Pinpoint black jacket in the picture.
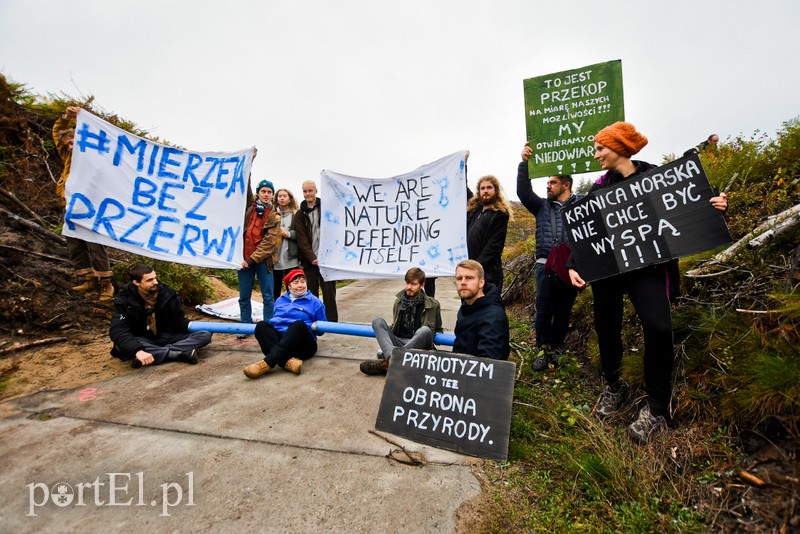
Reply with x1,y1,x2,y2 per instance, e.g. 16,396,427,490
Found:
578,161,681,301
109,281,190,359
516,161,584,260
466,208,509,288
453,283,510,360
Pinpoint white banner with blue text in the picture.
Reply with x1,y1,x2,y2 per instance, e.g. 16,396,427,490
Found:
62,110,253,268
319,151,469,280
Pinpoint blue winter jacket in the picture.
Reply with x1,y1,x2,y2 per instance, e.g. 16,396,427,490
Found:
269,291,327,336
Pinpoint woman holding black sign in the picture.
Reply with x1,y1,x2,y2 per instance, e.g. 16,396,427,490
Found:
568,122,728,444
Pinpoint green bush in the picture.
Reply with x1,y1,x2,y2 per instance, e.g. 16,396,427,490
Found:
112,257,214,305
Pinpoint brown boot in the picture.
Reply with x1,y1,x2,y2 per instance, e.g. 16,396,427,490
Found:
284,357,303,375
98,277,114,303
243,360,272,379
72,274,98,292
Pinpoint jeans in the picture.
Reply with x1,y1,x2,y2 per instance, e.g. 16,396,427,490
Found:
238,263,275,323
371,317,434,360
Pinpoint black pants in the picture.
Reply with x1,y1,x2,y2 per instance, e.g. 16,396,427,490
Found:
424,277,437,298
592,265,674,417
303,263,338,322
254,320,317,368
534,263,578,350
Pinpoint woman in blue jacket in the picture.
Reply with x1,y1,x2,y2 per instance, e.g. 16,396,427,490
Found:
243,269,327,378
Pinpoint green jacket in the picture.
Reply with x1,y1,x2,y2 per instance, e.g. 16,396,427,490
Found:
391,290,443,336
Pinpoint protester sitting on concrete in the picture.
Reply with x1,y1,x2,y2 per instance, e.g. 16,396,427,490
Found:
53,106,114,303
452,260,510,361
360,267,443,376
243,269,327,379
110,264,212,368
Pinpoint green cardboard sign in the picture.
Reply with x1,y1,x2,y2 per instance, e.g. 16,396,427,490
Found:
523,60,624,178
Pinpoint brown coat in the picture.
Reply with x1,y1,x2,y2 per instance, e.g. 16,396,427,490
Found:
294,199,320,266
243,202,281,270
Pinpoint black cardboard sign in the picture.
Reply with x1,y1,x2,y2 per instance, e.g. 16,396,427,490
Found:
375,348,515,461
563,154,732,283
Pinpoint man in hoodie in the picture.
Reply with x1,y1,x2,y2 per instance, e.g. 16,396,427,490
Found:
295,180,339,322
518,143,584,370
452,259,510,361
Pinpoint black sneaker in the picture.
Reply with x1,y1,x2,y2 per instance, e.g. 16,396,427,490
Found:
532,348,555,371
360,359,388,375
178,349,198,364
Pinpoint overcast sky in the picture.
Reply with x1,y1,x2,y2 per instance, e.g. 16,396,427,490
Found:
2,0,798,200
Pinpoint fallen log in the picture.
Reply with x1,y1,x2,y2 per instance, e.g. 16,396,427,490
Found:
685,203,800,278
0,206,67,246
0,336,69,358
0,186,50,228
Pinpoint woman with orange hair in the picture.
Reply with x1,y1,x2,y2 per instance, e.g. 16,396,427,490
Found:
568,122,728,444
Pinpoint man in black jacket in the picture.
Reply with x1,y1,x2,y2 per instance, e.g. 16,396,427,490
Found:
518,144,584,370
110,264,212,368
466,175,510,290
452,260,509,361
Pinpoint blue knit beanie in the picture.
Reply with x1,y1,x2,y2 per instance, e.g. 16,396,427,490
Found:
257,179,274,193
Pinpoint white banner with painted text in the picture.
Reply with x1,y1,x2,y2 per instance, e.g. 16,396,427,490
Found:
319,151,469,280
62,110,252,268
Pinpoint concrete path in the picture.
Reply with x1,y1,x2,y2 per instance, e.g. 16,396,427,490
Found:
0,278,481,533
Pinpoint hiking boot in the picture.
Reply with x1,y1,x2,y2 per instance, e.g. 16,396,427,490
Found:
628,405,667,444
243,360,272,379
98,278,114,303
550,348,565,367
284,357,303,375
360,359,388,376
594,385,626,420
532,349,553,371
72,274,98,292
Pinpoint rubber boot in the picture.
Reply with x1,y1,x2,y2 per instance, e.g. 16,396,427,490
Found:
72,273,98,292
98,277,114,303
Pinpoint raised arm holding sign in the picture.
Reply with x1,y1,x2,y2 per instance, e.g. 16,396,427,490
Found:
566,122,729,445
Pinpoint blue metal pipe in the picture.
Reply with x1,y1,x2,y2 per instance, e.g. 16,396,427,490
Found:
188,320,456,346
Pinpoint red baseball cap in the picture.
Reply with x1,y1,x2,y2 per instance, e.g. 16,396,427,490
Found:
283,269,306,287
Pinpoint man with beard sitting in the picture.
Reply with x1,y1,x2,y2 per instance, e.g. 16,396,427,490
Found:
110,264,212,368
359,267,443,376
